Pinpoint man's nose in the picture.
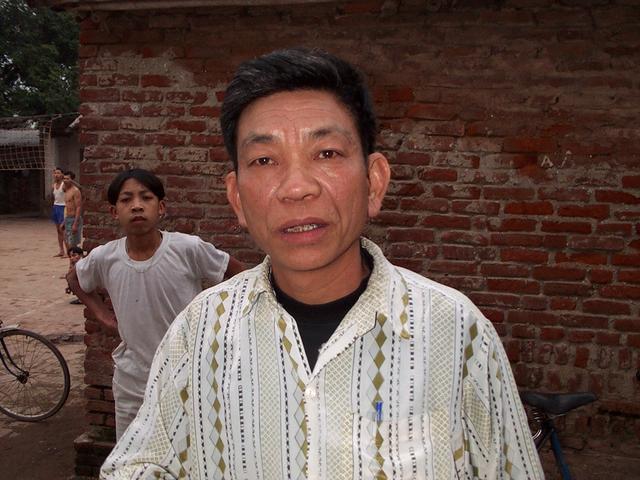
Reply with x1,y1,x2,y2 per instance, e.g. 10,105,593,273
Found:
276,161,321,202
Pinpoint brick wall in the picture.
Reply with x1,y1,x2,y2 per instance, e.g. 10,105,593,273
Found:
73,1,640,476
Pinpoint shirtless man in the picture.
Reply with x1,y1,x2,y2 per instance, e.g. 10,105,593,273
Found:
63,171,83,249
51,167,66,257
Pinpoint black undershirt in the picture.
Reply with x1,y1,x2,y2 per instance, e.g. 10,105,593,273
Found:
273,251,373,371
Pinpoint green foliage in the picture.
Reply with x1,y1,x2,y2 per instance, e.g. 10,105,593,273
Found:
0,0,79,116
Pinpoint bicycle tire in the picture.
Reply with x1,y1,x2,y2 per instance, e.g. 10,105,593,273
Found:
0,328,71,421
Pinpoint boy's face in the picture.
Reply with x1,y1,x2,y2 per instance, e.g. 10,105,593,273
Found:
226,89,389,282
69,251,82,265
62,175,73,188
110,178,165,235
53,169,63,182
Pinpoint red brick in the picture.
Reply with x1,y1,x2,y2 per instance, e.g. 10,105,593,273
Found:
512,324,537,338
80,88,120,102
622,175,640,189
142,105,185,117
481,308,504,324
451,200,500,215
165,91,207,104
612,254,640,267
542,234,567,248
595,332,621,346
387,228,435,243
442,245,477,260
470,292,520,308
532,266,586,281
544,282,592,297
491,233,543,247
394,152,431,165
600,284,640,299
432,185,481,199
542,221,591,234
121,90,163,102
558,204,610,220
550,297,577,310
190,105,220,117
596,223,633,236
574,346,591,367
619,270,640,283
595,190,640,204
504,201,554,215
422,215,471,229
166,120,207,132
500,248,548,264
613,318,640,333
560,314,608,329
589,269,613,283
440,231,488,246
483,186,535,200
583,299,631,315
406,103,458,120
521,296,548,310
508,311,558,325
418,168,457,182
400,197,449,212
373,211,418,227
488,218,537,232
488,278,539,294
540,327,565,341
627,334,640,348
568,330,595,343
144,133,186,146
503,136,557,153
101,132,141,146
568,236,625,251
555,252,607,264
429,261,477,275
538,187,590,202
480,263,529,277
387,86,414,102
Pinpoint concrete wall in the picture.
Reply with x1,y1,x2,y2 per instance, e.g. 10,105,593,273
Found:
72,1,640,477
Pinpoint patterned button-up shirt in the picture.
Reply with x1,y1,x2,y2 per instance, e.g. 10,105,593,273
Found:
101,239,543,480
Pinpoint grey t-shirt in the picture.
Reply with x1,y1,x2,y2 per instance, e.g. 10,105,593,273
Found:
76,231,229,385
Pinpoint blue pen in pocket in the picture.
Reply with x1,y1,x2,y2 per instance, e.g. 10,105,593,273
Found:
375,400,383,423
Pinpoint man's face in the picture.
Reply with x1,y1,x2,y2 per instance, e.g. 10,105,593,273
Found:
110,178,165,235
62,175,72,188
226,90,389,281
53,169,63,182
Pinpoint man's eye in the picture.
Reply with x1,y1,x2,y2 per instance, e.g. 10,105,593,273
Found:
252,157,272,166
318,150,338,159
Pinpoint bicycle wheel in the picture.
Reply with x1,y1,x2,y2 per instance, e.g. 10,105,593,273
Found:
0,328,70,421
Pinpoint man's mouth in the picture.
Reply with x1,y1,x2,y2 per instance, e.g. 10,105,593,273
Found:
284,223,321,233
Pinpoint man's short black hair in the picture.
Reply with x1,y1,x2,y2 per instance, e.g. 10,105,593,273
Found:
64,170,75,179
107,168,165,205
220,47,377,169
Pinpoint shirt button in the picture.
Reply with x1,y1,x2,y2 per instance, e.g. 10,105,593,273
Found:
305,388,316,399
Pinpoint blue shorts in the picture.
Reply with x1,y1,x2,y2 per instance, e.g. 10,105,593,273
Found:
51,205,65,225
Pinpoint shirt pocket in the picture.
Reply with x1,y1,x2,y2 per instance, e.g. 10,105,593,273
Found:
354,411,432,480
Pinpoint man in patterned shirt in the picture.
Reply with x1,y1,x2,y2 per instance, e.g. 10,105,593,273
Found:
101,48,542,479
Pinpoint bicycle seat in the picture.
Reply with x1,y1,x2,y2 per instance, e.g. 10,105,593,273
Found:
520,391,597,415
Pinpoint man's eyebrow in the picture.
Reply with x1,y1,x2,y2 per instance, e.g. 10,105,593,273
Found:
308,126,355,142
240,133,276,149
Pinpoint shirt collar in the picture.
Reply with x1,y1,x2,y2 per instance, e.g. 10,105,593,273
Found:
243,237,413,341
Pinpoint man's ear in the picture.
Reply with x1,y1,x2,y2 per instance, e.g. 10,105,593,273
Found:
225,171,247,228
366,152,391,218
158,199,166,218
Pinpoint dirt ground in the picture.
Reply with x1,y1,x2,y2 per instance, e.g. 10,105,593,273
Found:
0,216,87,480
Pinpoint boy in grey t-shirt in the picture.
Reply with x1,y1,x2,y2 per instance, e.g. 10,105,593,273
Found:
67,168,245,438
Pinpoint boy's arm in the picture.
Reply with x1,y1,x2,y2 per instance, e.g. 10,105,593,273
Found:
72,190,83,232
224,255,246,279
66,266,118,335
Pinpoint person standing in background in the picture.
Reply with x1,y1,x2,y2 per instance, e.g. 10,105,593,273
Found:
51,167,66,257
62,170,82,250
